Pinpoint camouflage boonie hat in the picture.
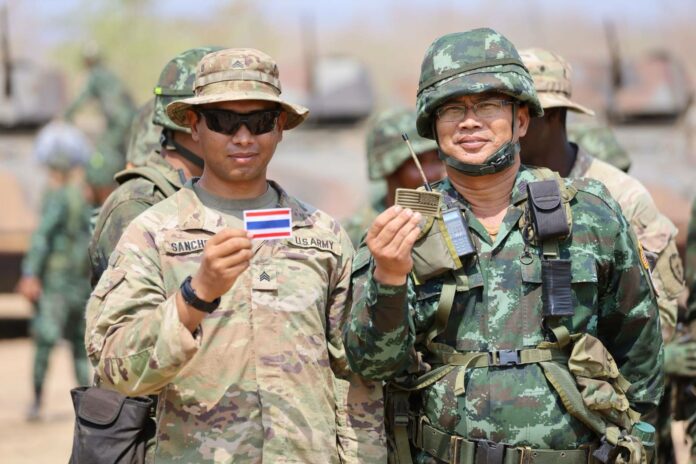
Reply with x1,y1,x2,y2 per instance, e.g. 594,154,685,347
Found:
366,108,438,180
520,48,595,116
126,99,160,167
153,46,224,133
416,28,543,139
167,48,309,129
568,122,632,172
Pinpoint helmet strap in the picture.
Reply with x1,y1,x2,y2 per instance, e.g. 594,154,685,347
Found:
161,129,204,170
435,103,519,176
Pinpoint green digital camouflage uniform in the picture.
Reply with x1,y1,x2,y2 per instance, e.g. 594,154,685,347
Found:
345,29,663,463
688,197,696,321
88,47,220,284
65,63,136,157
23,182,92,394
86,182,386,463
343,109,438,247
86,47,386,463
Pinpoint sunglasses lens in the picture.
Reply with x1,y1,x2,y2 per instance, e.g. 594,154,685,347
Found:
200,110,279,135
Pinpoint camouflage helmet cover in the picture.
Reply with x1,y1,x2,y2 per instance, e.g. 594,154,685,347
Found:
153,46,225,133
366,108,438,180
568,123,632,172
416,28,543,139
86,144,124,187
126,99,160,167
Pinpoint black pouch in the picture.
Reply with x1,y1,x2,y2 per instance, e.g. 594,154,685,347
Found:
527,180,569,241
69,387,156,464
541,258,574,316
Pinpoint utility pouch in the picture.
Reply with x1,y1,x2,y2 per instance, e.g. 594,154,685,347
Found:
412,215,465,281
527,180,570,241
69,386,156,464
541,258,574,316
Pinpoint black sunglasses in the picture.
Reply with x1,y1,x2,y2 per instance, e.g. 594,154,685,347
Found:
196,108,281,135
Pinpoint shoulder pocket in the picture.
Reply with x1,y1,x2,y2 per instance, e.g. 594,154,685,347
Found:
92,269,126,299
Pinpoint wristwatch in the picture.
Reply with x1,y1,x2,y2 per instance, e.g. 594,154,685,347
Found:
180,276,220,313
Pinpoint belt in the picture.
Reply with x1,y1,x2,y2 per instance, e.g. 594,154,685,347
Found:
415,420,592,464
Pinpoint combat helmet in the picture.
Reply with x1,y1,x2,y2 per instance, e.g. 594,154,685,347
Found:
125,99,159,167
152,46,224,169
34,121,92,171
366,108,438,180
416,28,542,176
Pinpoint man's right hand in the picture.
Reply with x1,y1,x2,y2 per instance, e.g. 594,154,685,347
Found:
367,205,422,286
190,229,253,302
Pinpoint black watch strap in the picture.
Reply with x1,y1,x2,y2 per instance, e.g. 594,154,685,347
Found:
180,276,220,313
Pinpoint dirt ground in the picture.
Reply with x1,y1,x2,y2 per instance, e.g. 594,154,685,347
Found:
0,339,81,464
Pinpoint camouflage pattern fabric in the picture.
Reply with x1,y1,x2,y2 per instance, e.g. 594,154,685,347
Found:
366,109,438,180
686,197,696,321
86,181,386,463
64,63,136,156
126,99,160,167
345,165,663,458
166,48,309,130
568,123,632,172
85,146,124,187
88,150,183,285
22,183,92,391
415,28,543,139
569,146,684,340
152,46,224,133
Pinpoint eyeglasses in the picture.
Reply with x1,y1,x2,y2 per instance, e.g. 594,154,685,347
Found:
196,108,281,135
436,100,514,122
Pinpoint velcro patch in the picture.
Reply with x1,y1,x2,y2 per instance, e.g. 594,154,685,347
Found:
287,235,339,255
165,238,208,255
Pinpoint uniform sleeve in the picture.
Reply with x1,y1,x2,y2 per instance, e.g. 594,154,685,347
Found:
343,242,416,381
686,198,696,321
328,228,387,463
85,217,200,396
89,197,156,285
21,190,67,277
597,212,664,413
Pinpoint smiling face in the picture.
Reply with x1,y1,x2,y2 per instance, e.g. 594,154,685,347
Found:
434,92,530,165
187,100,287,194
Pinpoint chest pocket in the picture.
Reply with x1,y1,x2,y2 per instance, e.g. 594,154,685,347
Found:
521,254,598,321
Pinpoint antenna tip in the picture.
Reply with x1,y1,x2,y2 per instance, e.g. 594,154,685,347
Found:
401,133,409,141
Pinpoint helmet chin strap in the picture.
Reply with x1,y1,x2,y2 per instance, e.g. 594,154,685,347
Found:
161,130,204,170
437,103,520,177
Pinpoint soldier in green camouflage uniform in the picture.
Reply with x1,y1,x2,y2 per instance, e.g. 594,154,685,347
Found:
64,44,136,159
567,123,631,172
16,122,93,420
86,48,386,463
88,47,220,284
343,109,443,247
344,28,662,464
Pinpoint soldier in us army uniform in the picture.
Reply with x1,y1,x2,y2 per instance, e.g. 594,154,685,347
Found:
343,108,444,247
16,122,93,420
88,47,221,285
519,47,689,462
86,48,386,463
518,47,686,342
344,28,663,464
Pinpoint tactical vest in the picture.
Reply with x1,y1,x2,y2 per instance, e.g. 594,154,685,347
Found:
386,171,653,464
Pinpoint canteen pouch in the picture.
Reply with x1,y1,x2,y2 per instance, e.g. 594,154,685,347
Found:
411,216,465,282
69,386,155,464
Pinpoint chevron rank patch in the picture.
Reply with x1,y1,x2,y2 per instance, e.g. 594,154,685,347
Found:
244,208,292,240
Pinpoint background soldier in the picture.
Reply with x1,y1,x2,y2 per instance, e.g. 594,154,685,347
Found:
124,99,160,169
15,122,93,421
345,28,662,463
86,47,386,463
88,47,220,284
64,42,136,160
343,108,444,247
567,122,632,172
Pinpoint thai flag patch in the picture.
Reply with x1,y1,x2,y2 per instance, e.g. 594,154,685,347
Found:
243,208,292,240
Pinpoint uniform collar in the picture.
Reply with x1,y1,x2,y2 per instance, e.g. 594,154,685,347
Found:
175,179,314,233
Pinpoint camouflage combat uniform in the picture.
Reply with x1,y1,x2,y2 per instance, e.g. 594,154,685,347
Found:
567,123,632,172
343,109,438,247
688,197,696,321
65,63,136,157
86,182,386,463
522,47,685,340
345,29,663,463
23,182,92,394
